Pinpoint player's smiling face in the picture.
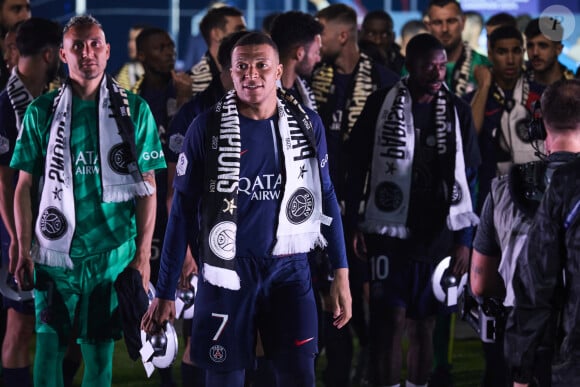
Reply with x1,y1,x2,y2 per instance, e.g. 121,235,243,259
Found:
230,43,282,107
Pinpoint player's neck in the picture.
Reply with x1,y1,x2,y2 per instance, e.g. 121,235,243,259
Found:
495,73,520,92
534,63,562,86
335,44,359,75
280,62,298,90
71,75,102,101
446,41,464,63
17,62,48,98
142,71,171,91
209,47,222,72
237,97,278,121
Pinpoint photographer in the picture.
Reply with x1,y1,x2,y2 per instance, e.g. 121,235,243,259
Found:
505,79,580,387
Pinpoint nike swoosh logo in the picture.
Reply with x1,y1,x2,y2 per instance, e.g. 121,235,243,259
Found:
240,149,248,156
294,337,315,346
485,108,502,116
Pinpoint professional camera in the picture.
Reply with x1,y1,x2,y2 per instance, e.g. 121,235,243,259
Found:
459,286,507,343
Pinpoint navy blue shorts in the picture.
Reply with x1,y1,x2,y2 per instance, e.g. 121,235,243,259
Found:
190,254,318,371
365,236,439,320
1,238,34,315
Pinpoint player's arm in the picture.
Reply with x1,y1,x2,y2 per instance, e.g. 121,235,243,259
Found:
0,165,17,271
14,171,35,290
469,65,493,134
470,249,504,299
131,170,157,292
311,110,352,328
142,189,196,332
166,160,197,288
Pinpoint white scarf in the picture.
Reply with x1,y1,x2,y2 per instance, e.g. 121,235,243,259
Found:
202,89,330,290
6,67,34,136
495,76,540,174
361,78,478,238
294,76,317,112
190,53,214,94
452,42,474,96
34,76,154,268
276,77,317,112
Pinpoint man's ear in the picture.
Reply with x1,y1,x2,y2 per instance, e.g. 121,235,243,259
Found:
339,29,349,45
295,46,305,61
210,27,223,45
59,47,67,63
43,47,53,64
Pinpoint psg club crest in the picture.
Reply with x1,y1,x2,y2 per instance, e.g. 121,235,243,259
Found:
208,221,237,260
515,118,532,143
375,182,403,212
286,188,314,225
451,182,462,205
39,207,67,240
108,143,131,174
209,345,227,363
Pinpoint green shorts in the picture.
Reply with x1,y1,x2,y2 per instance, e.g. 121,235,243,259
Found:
34,239,135,345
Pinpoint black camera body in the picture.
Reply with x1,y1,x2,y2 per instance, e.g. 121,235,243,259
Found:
459,286,507,343
528,100,546,141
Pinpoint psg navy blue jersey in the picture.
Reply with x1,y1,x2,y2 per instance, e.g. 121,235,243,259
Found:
344,86,481,260
166,77,226,163
0,91,19,252
0,90,18,167
156,100,347,299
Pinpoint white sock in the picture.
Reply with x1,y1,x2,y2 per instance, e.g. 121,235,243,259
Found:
405,381,427,387
381,384,400,387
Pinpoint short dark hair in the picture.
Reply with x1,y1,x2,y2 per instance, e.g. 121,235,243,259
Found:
524,17,563,43
485,12,517,29
541,79,580,132
63,14,102,37
232,31,278,56
401,19,427,39
16,17,62,57
405,33,445,67
270,11,323,60
362,10,394,31
465,11,483,29
316,3,357,27
488,25,523,50
262,12,281,34
199,6,243,45
427,0,462,15
135,27,170,52
217,30,250,69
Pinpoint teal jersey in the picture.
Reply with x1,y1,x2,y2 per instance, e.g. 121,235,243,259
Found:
445,48,490,97
11,88,166,258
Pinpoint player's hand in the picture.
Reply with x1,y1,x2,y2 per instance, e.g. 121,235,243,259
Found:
451,244,470,277
141,298,175,333
15,250,34,291
8,240,18,274
179,248,198,289
352,231,367,260
129,250,151,293
514,383,529,387
473,65,493,89
329,268,352,329
308,0,330,10
171,70,193,104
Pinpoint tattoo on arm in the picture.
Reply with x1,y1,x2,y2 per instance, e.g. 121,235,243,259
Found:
142,171,155,184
